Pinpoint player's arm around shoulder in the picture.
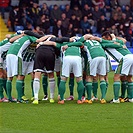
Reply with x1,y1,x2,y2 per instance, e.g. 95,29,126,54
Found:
9,33,24,43
36,35,56,43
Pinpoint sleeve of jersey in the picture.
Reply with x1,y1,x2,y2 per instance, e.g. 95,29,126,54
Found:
116,38,124,44
67,42,83,47
54,37,69,43
24,30,43,38
55,43,61,49
78,37,85,43
101,39,122,48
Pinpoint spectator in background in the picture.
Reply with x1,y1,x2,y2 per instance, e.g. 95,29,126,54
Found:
30,2,40,27
37,14,50,34
25,21,34,30
63,4,72,20
72,5,82,21
92,0,105,9
52,20,67,38
97,15,108,33
66,23,73,37
60,13,69,29
33,26,44,35
109,13,120,28
82,4,95,29
81,0,92,7
126,22,133,46
39,3,49,16
28,0,39,7
69,14,81,36
104,0,112,20
19,4,33,29
80,16,92,35
109,25,118,36
118,24,126,38
50,4,62,26
111,6,122,20
9,5,20,31
82,4,92,19
19,0,29,7
130,0,133,12
123,5,132,20
110,0,119,9
70,0,81,10
119,13,131,30
0,0,11,19
92,5,103,22
92,5,103,32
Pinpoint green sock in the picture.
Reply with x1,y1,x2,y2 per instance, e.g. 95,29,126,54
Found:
3,79,7,95
83,79,86,96
0,78,4,99
105,81,108,94
6,80,12,100
69,77,74,96
59,80,66,100
42,75,48,96
57,76,61,95
86,82,92,100
113,81,120,100
121,81,127,98
127,82,133,99
31,80,34,97
22,81,24,96
100,80,106,99
77,80,84,100
92,81,98,98
16,80,23,101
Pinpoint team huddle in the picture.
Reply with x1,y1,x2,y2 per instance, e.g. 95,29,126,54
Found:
0,30,133,104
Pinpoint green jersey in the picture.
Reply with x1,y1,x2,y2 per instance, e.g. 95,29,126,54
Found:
79,37,106,60
101,39,131,62
56,41,83,57
0,34,17,60
7,35,37,59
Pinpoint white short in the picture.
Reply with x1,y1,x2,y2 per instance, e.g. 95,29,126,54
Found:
54,57,61,72
62,56,82,77
90,57,106,76
22,61,34,75
121,54,133,76
6,54,23,77
6,54,19,77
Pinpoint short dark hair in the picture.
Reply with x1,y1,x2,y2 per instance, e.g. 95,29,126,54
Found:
101,31,112,39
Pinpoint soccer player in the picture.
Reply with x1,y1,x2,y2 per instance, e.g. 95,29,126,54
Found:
0,34,18,102
78,34,107,104
21,44,36,101
6,33,38,103
45,41,84,104
32,36,74,104
91,32,133,103
91,50,112,101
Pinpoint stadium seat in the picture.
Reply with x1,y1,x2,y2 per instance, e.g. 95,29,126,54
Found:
93,33,101,37
15,25,24,32
60,5,65,11
49,5,54,10
126,41,131,47
122,5,125,11
49,26,53,34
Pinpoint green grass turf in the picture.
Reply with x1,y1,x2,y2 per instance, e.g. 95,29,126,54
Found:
0,72,133,133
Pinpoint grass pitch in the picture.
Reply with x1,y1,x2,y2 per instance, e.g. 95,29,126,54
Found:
0,72,133,133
